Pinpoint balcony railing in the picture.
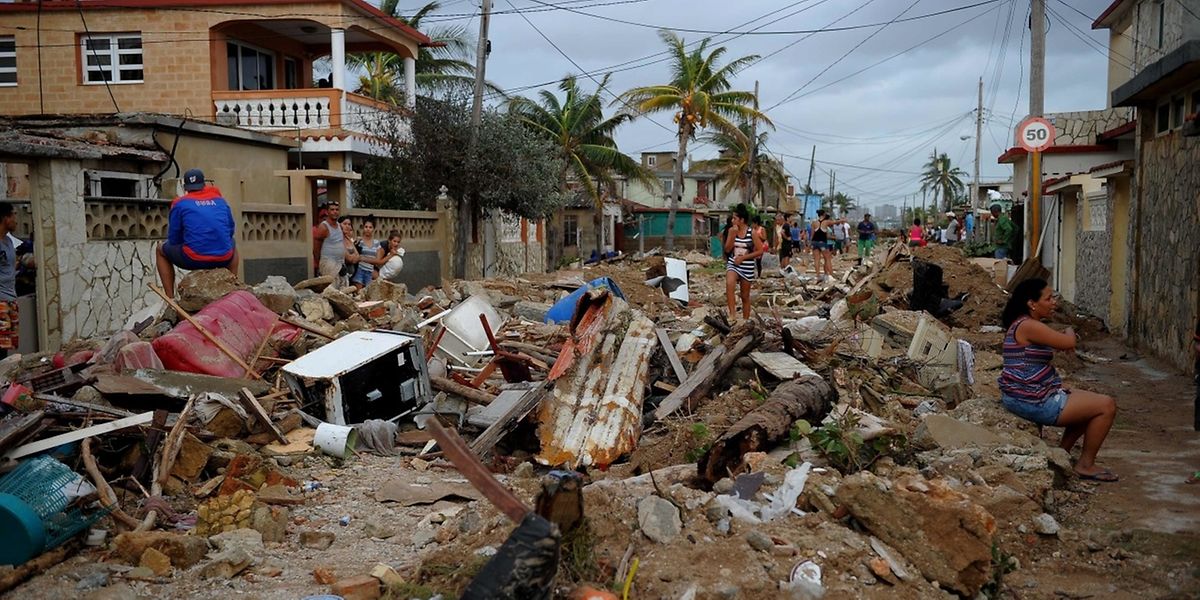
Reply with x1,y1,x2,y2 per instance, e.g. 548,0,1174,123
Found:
212,90,408,136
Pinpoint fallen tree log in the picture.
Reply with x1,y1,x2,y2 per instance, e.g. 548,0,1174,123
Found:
652,324,761,422
81,438,141,530
698,364,833,484
0,539,81,594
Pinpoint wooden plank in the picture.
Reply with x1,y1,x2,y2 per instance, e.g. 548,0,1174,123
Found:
470,381,549,459
749,351,811,379
652,330,759,422
279,315,336,340
0,411,44,455
3,411,154,460
656,328,689,383
652,381,678,394
238,388,288,444
33,394,137,418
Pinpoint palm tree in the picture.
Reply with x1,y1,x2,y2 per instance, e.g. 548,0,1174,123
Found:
831,192,857,218
692,121,788,209
920,151,967,213
509,75,655,262
346,1,501,103
619,30,767,250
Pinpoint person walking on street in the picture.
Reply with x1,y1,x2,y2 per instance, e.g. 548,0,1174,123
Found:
777,214,794,272
965,210,975,242
908,218,925,248
155,168,238,299
856,214,877,261
832,215,847,254
1000,278,1118,481
724,204,764,322
811,210,845,281
313,200,345,279
991,203,1015,259
751,214,768,278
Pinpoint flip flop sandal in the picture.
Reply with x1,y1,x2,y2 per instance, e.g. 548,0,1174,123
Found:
1078,469,1119,482
1186,471,1200,485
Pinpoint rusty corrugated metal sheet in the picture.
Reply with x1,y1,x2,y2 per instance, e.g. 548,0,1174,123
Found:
536,293,656,468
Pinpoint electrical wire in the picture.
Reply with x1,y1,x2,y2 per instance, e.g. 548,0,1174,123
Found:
75,0,121,113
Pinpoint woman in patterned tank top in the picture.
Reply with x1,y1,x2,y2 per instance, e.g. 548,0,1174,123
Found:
723,203,764,323
999,278,1118,482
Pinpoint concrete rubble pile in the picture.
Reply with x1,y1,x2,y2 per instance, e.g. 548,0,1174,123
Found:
0,241,1123,599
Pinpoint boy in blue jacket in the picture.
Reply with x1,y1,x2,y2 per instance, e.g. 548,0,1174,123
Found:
156,168,238,298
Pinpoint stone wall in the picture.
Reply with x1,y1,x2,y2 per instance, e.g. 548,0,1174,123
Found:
1130,0,1200,72
1074,228,1112,325
1049,108,1133,145
1131,130,1200,373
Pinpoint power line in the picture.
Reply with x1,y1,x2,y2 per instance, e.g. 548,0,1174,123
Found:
75,0,120,113
768,0,1006,107
767,0,921,110
520,0,1003,35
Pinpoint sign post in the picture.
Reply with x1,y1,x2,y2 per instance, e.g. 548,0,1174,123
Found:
1016,116,1055,259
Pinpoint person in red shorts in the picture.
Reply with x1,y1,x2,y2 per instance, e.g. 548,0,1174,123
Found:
155,168,238,298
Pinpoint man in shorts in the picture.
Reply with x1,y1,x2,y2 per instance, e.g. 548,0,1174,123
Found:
156,168,238,298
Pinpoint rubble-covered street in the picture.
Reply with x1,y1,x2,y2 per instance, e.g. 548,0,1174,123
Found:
1,243,1197,600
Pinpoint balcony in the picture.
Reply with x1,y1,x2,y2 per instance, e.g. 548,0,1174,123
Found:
212,90,408,139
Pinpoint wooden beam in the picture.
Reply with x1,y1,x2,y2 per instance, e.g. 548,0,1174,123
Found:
470,382,549,459
238,388,288,444
3,411,154,460
280,315,336,340
33,394,136,418
432,376,497,406
656,328,688,383
652,328,759,422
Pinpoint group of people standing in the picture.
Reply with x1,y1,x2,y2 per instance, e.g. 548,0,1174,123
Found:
721,204,880,321
312,201,407,288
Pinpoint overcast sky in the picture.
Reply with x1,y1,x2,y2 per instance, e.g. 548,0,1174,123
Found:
404,0,1117,209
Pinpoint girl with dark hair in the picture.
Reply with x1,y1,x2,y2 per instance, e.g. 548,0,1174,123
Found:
336,215,359,288
351,215,385,289
724,204,764,322
999,278,1118,481
809,209,845,281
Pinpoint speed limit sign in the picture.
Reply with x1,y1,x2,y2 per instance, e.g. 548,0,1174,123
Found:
1017,116,1055,152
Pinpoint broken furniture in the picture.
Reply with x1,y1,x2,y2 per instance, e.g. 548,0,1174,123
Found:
281,330,433,425
0,456,110,565
422,294,504,370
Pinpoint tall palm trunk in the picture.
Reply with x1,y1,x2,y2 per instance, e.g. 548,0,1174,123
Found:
668,126,689,251
545,173,568,271
593,200,604,257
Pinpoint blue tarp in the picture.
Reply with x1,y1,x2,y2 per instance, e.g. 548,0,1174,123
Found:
544,277,626,324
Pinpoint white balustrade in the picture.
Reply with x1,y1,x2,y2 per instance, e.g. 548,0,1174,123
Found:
213,95,333,131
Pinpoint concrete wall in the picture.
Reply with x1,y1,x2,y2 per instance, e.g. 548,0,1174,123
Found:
1049,108,1134,145
1073,187,1112,322
1130,0,1200,72
1108,177,1133,336
1130,121,1200,373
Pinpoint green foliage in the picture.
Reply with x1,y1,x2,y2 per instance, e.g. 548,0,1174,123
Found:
964,240,997,257
684,421,713,462
792,413,906,474
355,95,568,218
560,518,601,583
920,151,967,213
980,543,1018,598
692,121,788,206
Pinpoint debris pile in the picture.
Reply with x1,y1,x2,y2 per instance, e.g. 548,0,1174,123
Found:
0,241,1155,598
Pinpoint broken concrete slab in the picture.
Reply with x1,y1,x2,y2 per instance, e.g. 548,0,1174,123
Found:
176,269,248,313
131,369,270,400
112,531,208,568
321,286,359,319
363,279,408,304
512,301,551,323
748,351,812,379
299,296,335,322
294,275,334,292
912,414,1003,451
252,276,297,315
374,477,482,506
837,471,996,597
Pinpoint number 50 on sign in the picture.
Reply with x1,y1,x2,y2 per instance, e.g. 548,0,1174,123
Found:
1017,116,1055,152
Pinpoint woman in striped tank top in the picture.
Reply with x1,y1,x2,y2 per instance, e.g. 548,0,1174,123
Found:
999,279,1118,482
724,204,764,322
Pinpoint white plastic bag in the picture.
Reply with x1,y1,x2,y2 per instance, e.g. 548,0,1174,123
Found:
379,249,405,281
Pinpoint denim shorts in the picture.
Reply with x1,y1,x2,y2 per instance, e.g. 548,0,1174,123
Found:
351,268,373,287
1001,389,1068,426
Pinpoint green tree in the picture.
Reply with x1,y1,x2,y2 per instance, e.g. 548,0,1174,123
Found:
346,1,501,103
619,30,767,249
919,151,967,213
356,95,566,220
831,192,857,218
508,75,654,262
692,121,788,208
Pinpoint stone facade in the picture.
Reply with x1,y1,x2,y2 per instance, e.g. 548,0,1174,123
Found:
1130,130,1200,373
1073,225,1112,326
1127,0,1200,73
1048,108,1133,145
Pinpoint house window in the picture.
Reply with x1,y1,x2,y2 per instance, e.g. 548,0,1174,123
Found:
227,40,274,91
1156,102,1171,135
563,214,578,247
85,170,151,199
81,33,143,84
284,57,299,89
660,178,674,195
0,36,15,86
646,155,656,167
1191,89,1200,115
1172,95,1186,129
697,181,708,198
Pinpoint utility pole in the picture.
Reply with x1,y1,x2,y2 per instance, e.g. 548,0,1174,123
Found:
972,76,983,213
456,0,492,279
1029,0,1046,258
746,80,760,207
803,145,816,219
